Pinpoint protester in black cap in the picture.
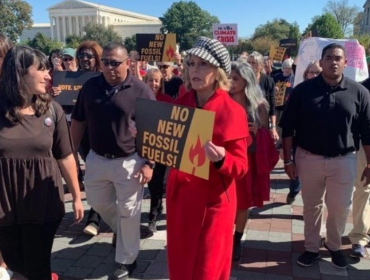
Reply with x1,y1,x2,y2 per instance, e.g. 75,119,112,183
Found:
166,36,249,280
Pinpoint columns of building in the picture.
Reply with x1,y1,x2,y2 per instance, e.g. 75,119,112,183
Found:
52,14,99,41
56,17,61,42
68,16,73,36
49,17,54,40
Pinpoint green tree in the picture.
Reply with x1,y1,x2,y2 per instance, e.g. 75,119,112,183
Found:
234,38,253,55
305,13,344,39
351,34,370,53
0,0,33,41
252,19,300,41
65,34,82,48
123,35,136,52
160,1,220,50
82,23,123,47
323,0,360,36
250,36,278,55
26,32,63,55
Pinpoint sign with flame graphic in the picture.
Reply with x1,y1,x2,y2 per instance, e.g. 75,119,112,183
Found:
135,98,215,180
136,34,176,62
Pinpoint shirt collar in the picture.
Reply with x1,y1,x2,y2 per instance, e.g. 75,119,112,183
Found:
316,73,348,90
98,69,134,90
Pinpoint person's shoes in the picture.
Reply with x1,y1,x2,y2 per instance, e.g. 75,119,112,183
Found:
286,194,295,205
112,233,117,248
113,261,137,279
51,273,59,280
148,221,157,233
350,244,367,258
322,240,348,268
83,223,99,236
296,251,321,267
125,261,137,276
232,241,242,261
0,267,13,280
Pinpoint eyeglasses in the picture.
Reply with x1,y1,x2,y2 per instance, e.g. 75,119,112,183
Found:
101,59,126,68
308,71,321,75
62,57,73,62
158,65,170,69
78,53,95,59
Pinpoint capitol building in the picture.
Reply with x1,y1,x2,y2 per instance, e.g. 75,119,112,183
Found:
20,0,162,42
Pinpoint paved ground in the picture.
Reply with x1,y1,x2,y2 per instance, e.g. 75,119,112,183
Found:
53,163,370,280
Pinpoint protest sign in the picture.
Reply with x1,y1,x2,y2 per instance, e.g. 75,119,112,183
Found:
52,71,100,105
135,98,215,180
136,34,176,62
275,83,293,107
280,38,297,59
280,38,297,49
294,37,369,86
269,45,286,62
212,24,238,45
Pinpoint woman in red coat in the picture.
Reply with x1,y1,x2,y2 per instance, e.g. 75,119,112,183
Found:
166,37,249,280
229,61,279,260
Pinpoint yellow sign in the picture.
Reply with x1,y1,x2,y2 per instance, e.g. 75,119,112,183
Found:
136,34,177,62
136,99,215,180
269,45,286,62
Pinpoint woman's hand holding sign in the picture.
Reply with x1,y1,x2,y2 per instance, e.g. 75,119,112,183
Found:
204,141,225,162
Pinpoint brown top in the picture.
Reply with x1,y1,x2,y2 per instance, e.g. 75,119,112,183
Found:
0,101,73,226
72,71,155,157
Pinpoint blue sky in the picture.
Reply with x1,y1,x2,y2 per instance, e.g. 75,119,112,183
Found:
27,0,366,37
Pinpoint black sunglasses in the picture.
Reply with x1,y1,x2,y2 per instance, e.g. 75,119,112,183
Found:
158,65,170,69
101,59,126,68
78,53,95,59
62,57,73,62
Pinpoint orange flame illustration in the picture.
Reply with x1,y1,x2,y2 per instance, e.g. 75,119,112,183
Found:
166,45,175,61
189,136,206,175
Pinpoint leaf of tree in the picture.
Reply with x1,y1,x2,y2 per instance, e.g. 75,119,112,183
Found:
0,0,33,42
159,1,219,51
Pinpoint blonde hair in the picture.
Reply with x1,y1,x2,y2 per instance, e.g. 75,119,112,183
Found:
183,54,230,92
144,68,165,94
303,60,321,81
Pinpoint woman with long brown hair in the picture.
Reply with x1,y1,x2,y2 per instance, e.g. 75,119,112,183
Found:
0,45,83,280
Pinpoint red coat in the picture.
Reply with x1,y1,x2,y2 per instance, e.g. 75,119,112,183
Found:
155,92,173,103
236,128,279,209
166,89,249,280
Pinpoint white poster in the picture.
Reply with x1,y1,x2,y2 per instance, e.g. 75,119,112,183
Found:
212,24,238,46
294,37,369,87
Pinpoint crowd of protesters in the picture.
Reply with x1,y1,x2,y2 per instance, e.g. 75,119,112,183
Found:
0,32,369,280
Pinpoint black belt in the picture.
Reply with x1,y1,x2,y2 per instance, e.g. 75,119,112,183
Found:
94,150,133,159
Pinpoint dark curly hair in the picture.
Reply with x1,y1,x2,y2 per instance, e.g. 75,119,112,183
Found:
76,40,102,72
0,45,51,124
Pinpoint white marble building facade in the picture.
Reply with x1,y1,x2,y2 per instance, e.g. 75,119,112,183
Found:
20,0,162,42
361,0,370,34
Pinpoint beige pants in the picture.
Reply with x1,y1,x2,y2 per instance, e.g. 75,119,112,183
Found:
84,151,145,264
349,145,370,246
295,147,356,252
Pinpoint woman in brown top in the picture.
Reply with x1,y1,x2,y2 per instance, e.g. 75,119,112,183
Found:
0,46,84,280
0,33,14,280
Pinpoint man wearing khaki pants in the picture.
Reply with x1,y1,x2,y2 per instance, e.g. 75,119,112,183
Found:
280,43,370,269
348,138,370,258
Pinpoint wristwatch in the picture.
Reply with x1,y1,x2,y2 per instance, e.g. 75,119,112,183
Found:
145,160,156,169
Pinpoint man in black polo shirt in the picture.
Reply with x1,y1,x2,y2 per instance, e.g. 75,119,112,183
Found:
71,43,155,280
280,43,370,268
